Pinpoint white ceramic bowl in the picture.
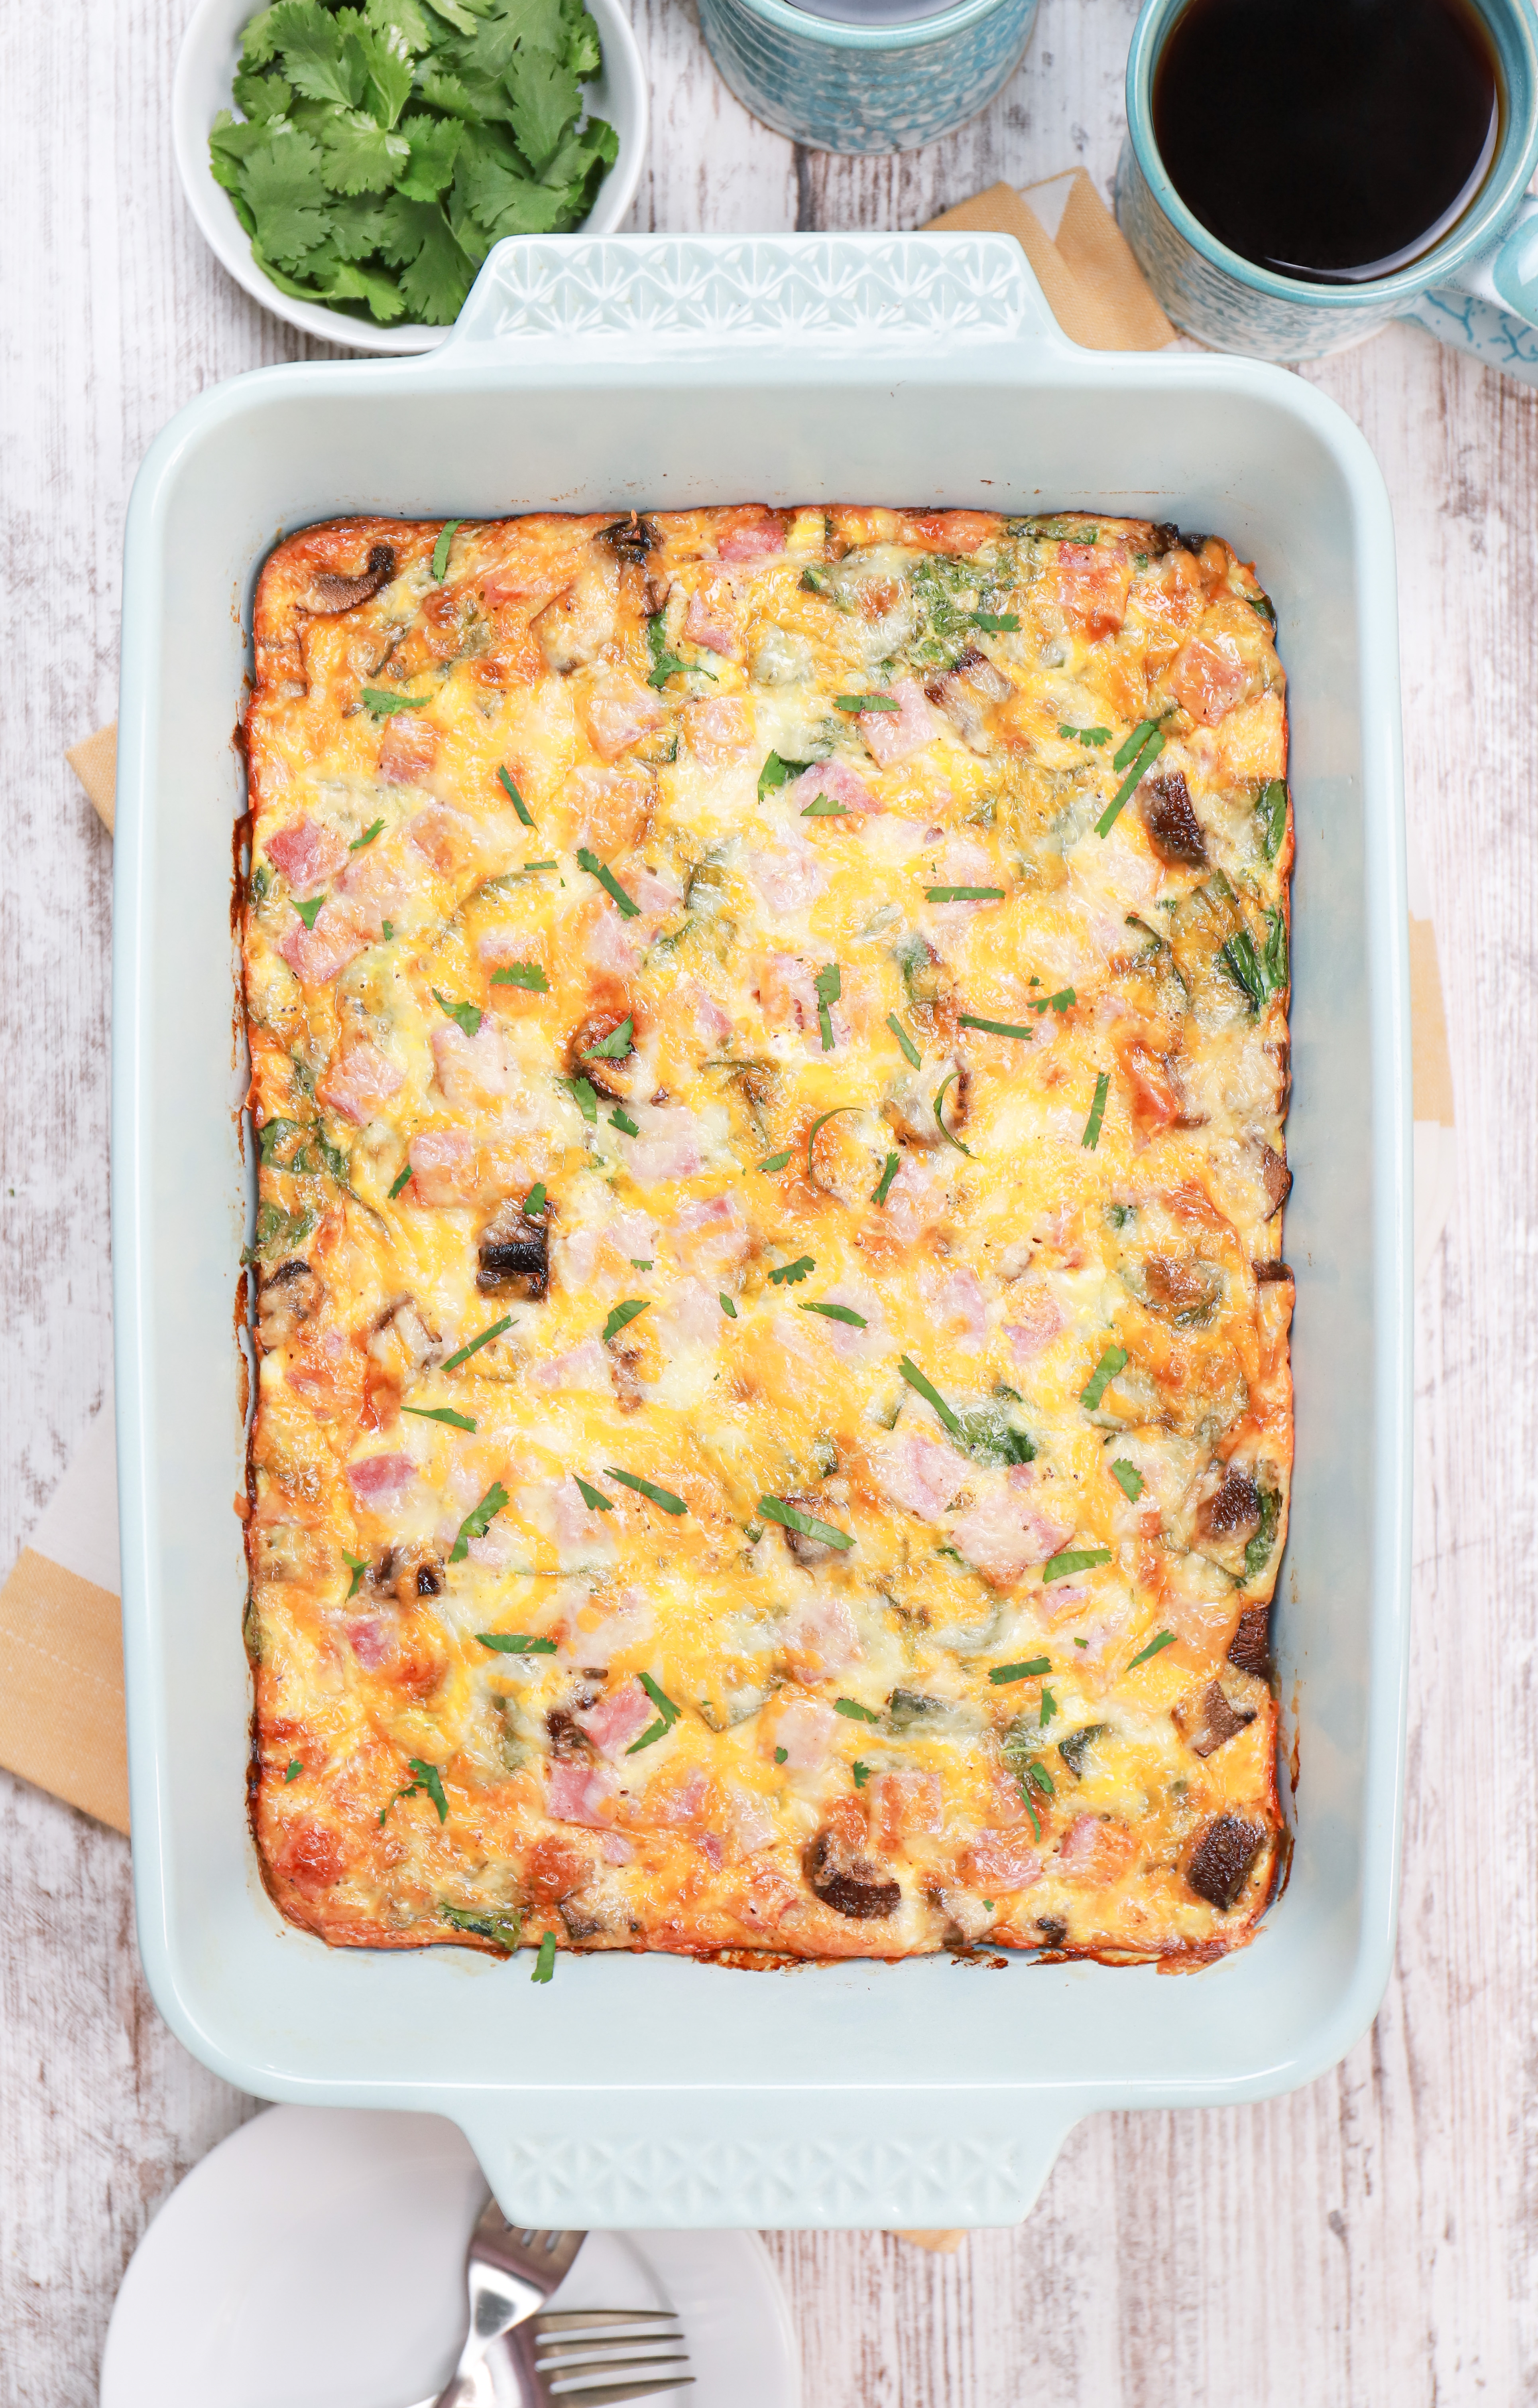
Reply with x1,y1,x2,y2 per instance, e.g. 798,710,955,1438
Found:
171,0,648,354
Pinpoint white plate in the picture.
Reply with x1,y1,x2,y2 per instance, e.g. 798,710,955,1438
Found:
100,2105,800,2408
170,0,648,354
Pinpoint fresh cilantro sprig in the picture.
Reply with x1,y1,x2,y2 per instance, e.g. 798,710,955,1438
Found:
449,1481,509,1563
626,1672,682,1754
209,0,620,331
758,1496,854,1552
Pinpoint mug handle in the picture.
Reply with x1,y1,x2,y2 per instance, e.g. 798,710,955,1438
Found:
1399,195,1538,384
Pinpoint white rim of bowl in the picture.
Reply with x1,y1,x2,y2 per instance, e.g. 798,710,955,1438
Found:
171,0,648,355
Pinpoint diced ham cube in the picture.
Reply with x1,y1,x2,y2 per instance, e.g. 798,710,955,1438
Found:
378,712,438,784
575,1677,654,1761
644,1769,712,1825
600,1832,635,1864
869,1771,942,1851
1169,631,1252,726
408,804,478,874
729,1784,777,1854
873,1156,944,1248
561,763,651,856
785,759,879,815
869,1432,968,1522
582,676,665,760
662,1277,723,1346
1053,542,1133,638
317,1042,403,1126
967,1830,1042,1889
923,1265,989,1350
346,1452,416,1508
744,842,826,916
1005,1281,1066,1362
718,516,784,564
684,696,755,764
755,953,848,1049
951,1471,1074,1589
535,1339,612,1395
903,511,997,554
346,1614,394,1670
561,1587,652,1663
670,1195,751,1276
856,678,940,768
629,866,683,915
547,1760,620,1827
773,1697,838,1773
266,815,347,897
431,1017,519,1107
277,900,369,988
781,1593,861,1682
1058,1813,1137,1883
684,582,738,655
621,1107,705,1185
407,1128,478,1206
586,909,643,977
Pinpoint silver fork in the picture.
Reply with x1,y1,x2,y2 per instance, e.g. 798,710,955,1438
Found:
413,2208,587,2408
505,2306,695,2407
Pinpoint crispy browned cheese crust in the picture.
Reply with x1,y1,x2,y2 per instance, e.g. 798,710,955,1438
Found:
241,506,1290,1967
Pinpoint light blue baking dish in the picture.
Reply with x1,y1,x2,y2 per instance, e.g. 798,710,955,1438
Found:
114,233,1411,2231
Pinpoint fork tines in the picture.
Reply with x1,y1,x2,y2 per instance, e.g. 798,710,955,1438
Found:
531,2311,693,2405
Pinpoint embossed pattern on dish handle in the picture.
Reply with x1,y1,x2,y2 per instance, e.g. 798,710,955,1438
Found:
438,233,1060,359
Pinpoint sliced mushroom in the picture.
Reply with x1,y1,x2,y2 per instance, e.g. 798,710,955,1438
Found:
1194,1462,1262,1546
477,1206,549,1298
805,1830,901,1921
1253,1258,1293,1286
777,1494,840,1567
302,543,396,614
533,552,621,672
1141,1254,1224,1325
1172,1679,1256,1758
925,646,1012,752
1227,1605,1270,1677
597,513,659,571
1141,771,1208,868
370,1294,444,1374
257,1257,319,1351
1185,1815,1266,1911
1259,1143,1292,1217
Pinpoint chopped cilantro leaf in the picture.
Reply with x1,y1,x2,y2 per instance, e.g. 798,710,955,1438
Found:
565,1076,600,1122
448,1481,509,1563
1059,724,1110,746
576,847,639,918
897,1355,963,1439
960,1013,1031,1041
758,1150,792,1173
498,765,535,827
523,1183,547,1218
800,794,850,817
872,1152,900,1206
602,1298,649,1343
972,611,1019,631
478,1632,556,1654
430,518,463,579
350,818,385,850
583,1015,633,1059
646,612,692,688
1110,1458,1144,1502
610,1105,639,1137
574,1476,613,1512
887,1012,921,1067
801,1300,867,1327
1128,1629,1177,1669
532,1930,556,1983
360,687,432,716
432,987,482,1038
775,1746,788,1764
285,1758,303,1780
758,750,810,798
1262,778,1288,861
768,1256,815,1285
402,1404,477,1430
1080,1345,1128,1411
1043,1547,1113,1582
293,893,325,930
491,961,548,991
852,1760,871,1787
814,962,841,1050
719,1293,738,1318
758,1495,854,1552
989,1658,1051,1684
933,1069,972,1156
604,1467,687,1515
441,1315,513,1372
1082,1070,1109,1149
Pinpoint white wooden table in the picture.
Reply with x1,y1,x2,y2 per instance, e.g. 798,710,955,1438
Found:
2,0,1530,2397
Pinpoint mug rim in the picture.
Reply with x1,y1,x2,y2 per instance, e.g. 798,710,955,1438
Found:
1125,0,1538,308
713,0,1022,53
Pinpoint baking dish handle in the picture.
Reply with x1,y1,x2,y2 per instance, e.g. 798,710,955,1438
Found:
430,232,1065,366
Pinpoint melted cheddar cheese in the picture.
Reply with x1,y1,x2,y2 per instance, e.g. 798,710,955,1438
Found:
242,504,1290,1966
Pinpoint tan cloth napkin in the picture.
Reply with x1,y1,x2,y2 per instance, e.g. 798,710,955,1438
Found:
925,169,1176,351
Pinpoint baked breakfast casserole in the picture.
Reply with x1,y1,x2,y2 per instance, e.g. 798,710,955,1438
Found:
241,504,1292,1968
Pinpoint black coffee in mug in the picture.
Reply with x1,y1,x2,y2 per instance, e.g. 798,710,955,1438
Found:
1153,0,1504,284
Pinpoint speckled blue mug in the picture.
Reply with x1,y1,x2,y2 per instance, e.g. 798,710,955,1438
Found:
695,0,1038,156
1116,0,1538,380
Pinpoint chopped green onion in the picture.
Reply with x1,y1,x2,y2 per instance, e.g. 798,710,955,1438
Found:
926,885,1003,902
576,848,639,919
887,1012,921,1067
1082,1071,1109,1149
1042,1546,1113,1582
933,1069,972,1156
1113,719,1162,772
431,520,464,580
605,1467,687,1515
758,1495,854,1551
1110,1458,1144,1502
872,1152,900,1207
602,1299,649,1343
1128,1629,1177,1670
402,1404,478,1431
498,765,535,827
491,962,548,991
1080,1345,1128,1410
441,1315,513,1373
1262,779,1288,861
897,1355,963,1440
478,1632,557,1654
625,1670,683,1754
449,1482,509,1565
814,962,841,1051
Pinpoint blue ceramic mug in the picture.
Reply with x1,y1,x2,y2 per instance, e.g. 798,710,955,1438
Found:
1116,0,1538,378
695,0,1038,156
